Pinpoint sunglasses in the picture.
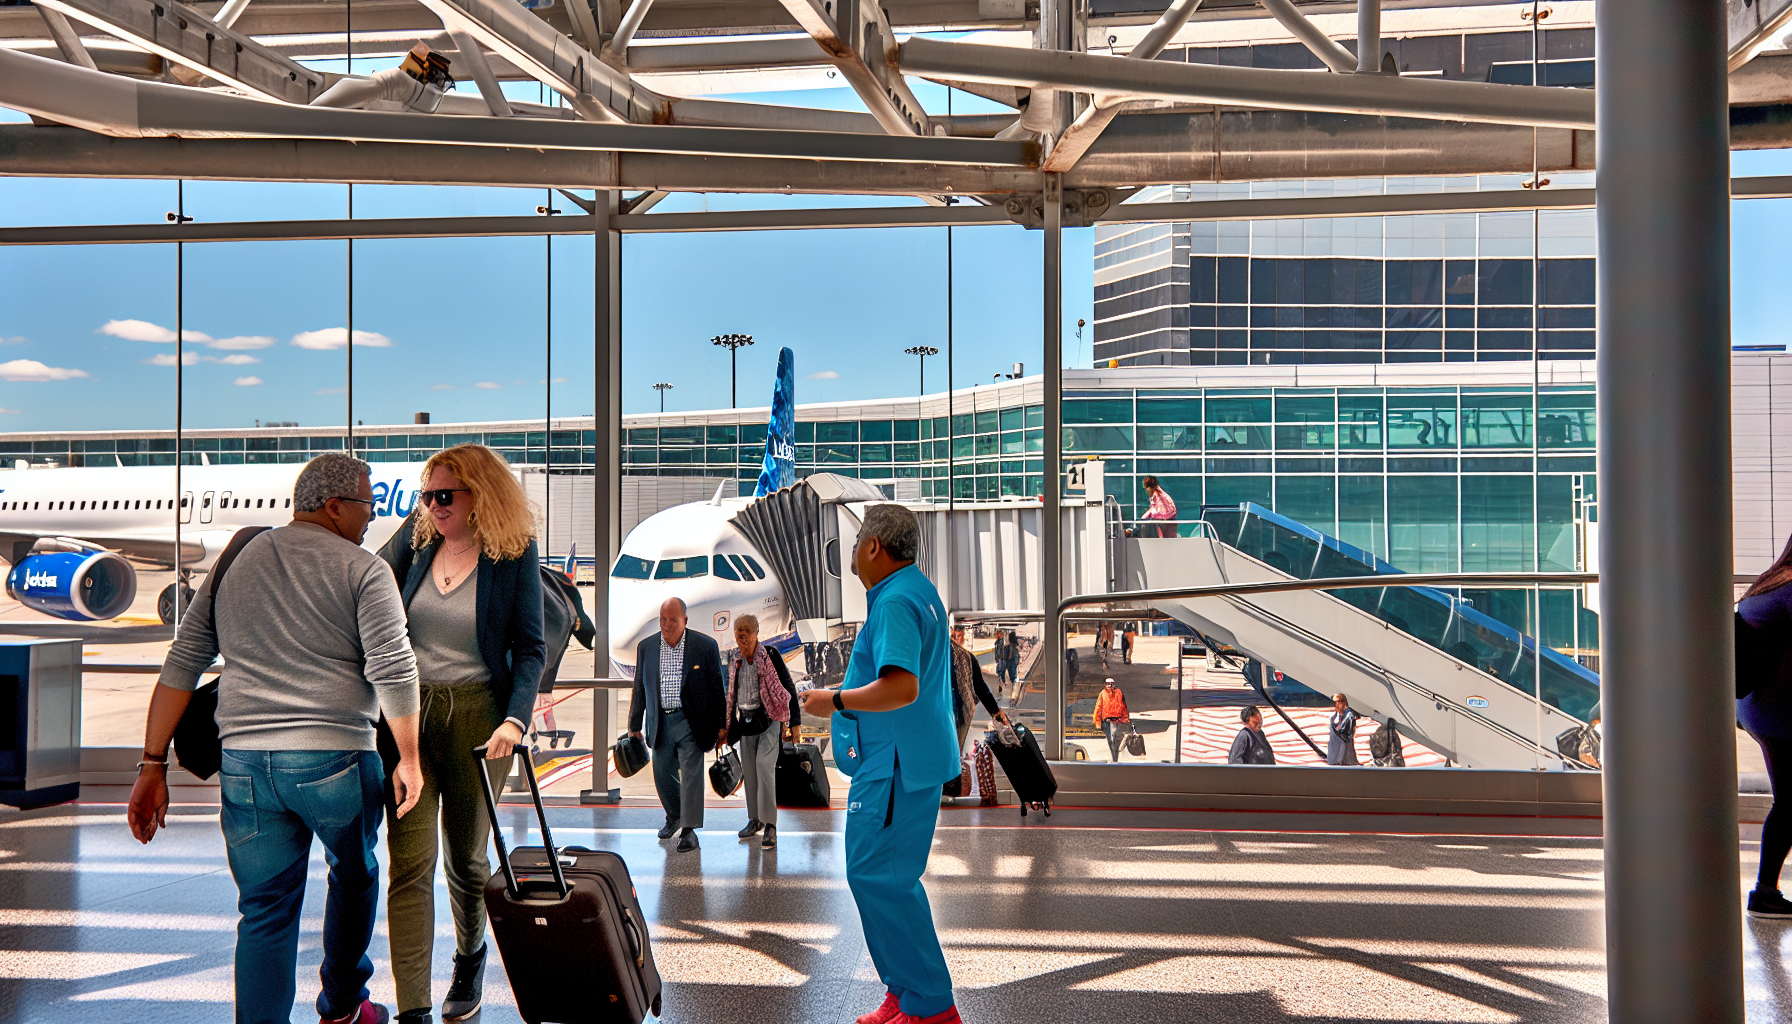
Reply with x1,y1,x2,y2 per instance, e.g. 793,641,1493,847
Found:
420,488,471,507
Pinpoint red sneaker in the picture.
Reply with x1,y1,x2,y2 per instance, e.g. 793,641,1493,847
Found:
321,1000,390,1024
898,1007,963,1024
856,992,903,1024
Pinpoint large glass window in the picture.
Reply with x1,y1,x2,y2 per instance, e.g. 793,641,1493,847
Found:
1338,475,1387,558
1276,476,1336,535
1460,394,1532,448
1389,475,1458,572
1460,475,1533,570
1387,394,1457,449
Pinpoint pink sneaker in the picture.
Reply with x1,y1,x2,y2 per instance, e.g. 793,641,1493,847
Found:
898,1007,963,1024
856,992,903,1024
321,1000,390,1024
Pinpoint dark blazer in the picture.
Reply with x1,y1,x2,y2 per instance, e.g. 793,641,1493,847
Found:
630,629,726,752
385,535,546,728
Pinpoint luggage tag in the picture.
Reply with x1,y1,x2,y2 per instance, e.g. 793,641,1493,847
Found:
831,710,861,777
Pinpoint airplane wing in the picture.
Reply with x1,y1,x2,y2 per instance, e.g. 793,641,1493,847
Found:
0,530,209,568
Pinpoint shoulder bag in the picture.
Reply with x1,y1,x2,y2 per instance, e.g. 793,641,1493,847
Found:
170,526,272,781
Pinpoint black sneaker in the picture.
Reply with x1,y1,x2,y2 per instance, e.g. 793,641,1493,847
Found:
738,819,764,839
676,828,700,852
657,817,680,840
394,1011,432,1024
761,825,777,849
441,943,486,1021
1749,889,1792,919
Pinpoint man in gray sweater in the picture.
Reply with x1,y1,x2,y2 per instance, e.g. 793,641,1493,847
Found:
127,453,424,1024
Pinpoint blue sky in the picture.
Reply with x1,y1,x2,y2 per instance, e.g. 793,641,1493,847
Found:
0,69,1781,432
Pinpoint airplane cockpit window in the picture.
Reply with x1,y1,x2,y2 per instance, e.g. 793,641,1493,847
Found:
741,554,766,580
713,556,741,582
654,556,709,580
611,554,655,579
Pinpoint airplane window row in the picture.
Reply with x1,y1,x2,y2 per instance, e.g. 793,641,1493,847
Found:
0,496,291,512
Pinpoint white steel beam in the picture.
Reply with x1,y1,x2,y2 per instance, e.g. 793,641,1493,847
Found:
1257,0,1355,74
36,6,98,71
606,0,655,56
34,0,328,103
1043,0,1202,172
448,30,515,116
899,36,1597,129
774,0,930,136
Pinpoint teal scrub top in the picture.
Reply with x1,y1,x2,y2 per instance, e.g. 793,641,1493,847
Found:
831,563,960,792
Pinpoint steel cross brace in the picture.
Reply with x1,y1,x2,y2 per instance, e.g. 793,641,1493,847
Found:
775,0,931,137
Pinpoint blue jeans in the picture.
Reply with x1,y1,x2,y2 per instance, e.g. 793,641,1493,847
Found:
218,749,384,1024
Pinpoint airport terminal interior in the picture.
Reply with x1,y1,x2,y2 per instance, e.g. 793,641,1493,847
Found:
0,0,1788,1019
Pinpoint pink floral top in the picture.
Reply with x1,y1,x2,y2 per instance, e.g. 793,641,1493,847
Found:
1144,488,1178,521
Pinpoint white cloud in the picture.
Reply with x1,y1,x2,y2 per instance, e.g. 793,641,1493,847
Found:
210,354,261,365
474,381,502,390
430,384,456,391
1,335,24,345
0,359,89,381
142,352,199,367
99,319,211,344
233,376,264,387
538,377,570,384
806,370,839,380
291,328,394,351
0,407,19,414
208,335,277,351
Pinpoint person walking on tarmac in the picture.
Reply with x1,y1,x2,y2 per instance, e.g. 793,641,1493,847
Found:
629,597,725,852
799,504,962,1024
1095,678,1131,762
1327,693,1360,766
1122,624,1138,665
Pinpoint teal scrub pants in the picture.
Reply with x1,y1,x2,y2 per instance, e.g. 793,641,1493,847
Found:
845,759,955,1018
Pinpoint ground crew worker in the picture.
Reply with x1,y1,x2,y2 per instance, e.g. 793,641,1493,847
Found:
799,503,961,1024
1095,678,1131,762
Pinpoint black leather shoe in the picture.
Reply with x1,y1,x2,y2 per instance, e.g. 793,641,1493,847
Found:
395,1011,432,1024
657,817,680,840
761,825,777,849
676,828,700,852
738,819,763,839
441,943,486,1021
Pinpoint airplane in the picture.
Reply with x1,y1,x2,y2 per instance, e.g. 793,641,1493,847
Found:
0,462,422,623
606,346,799,678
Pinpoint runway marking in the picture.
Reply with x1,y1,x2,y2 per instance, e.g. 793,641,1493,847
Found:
0,950,191,980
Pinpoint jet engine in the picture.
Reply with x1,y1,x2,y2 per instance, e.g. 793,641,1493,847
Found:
5,548,138,621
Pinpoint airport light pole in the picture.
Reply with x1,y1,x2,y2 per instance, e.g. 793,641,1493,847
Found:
652,382,673,412
904,345,938,397
712,333,753,408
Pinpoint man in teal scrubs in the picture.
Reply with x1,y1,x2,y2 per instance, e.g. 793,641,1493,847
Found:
799,503,961,1024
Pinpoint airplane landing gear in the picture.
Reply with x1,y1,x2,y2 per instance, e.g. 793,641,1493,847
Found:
158,580,195,625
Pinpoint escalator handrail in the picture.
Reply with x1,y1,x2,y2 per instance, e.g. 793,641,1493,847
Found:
1056,570,1599,618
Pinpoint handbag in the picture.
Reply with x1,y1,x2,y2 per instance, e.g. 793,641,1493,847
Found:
170,526,271,781
733,705,772,736
709,744,743,797
1124,729,1146,757
612,731,650,778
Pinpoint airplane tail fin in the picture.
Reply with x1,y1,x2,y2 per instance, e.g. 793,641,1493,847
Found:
562,543,576,581
754,346,797,498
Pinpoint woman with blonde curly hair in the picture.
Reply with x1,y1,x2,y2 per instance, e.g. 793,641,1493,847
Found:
379,443,545,1024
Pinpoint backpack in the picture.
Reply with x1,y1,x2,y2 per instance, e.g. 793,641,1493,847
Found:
1369,718,1405,767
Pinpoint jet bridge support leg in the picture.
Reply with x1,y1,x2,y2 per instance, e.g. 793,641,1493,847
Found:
1042,175,1064,762
1598,0,1741,1019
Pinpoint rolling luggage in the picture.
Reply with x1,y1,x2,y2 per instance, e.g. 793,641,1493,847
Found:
475,745,662,1024
974,740,1000,807
985,722,1056,819
776,741,831,807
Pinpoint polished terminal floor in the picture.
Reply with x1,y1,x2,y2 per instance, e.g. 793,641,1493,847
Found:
0,801,1784,1023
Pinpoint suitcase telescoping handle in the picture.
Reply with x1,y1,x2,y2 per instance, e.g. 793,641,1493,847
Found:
472,745,570,901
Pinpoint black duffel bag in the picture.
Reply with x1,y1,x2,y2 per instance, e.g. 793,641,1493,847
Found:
612,732,650,778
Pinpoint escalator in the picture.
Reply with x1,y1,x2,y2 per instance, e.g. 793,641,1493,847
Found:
1126,503,1599,769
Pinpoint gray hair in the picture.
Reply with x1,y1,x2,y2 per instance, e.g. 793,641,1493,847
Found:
294,452,372,513
861,503,919,562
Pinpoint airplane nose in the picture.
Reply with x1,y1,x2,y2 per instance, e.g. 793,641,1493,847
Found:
609,601,660,669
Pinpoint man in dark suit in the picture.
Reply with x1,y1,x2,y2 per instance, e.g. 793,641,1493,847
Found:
630,597,725,851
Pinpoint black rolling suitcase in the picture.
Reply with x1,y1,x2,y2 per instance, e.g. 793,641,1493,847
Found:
776,741,831,807
986,722,1057,819
474,745,662,1023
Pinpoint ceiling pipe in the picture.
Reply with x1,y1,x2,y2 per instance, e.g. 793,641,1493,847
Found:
214,0,252,30
898,36,1597,130
1357,0,1379,74
607,0,655,56
311,66,446,112
1258,0,1356,74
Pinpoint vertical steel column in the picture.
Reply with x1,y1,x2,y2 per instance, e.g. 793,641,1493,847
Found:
1355,0,1379,74
1597,0,1741,1019
1043,174,1064,762
582,187,624,804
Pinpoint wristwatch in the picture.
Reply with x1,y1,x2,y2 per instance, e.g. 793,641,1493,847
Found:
833,689,846,712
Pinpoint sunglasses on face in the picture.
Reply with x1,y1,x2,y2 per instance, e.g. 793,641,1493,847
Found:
420,488,471,507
